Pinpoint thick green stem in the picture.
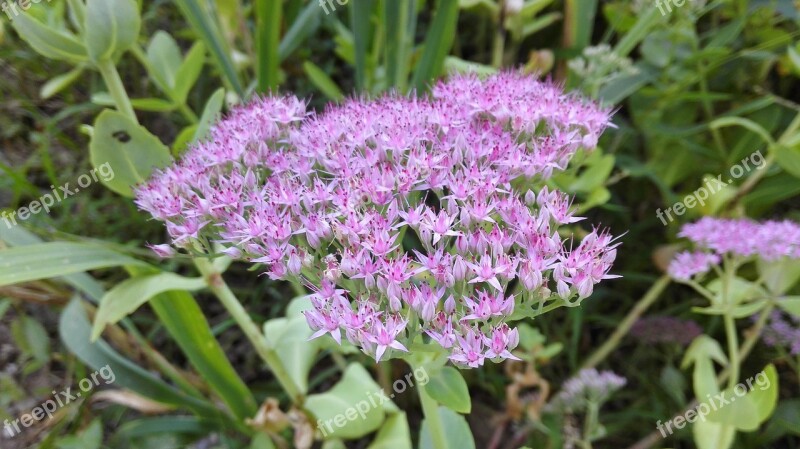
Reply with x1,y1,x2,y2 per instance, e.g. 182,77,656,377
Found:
582,275,670,369
490,20,506,68
97,59,137,123
582,401,599,449
194,257,303,404
723,313,740,389
419,384,447,449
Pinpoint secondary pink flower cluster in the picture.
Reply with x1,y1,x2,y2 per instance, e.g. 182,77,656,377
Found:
135,72,618,368
668,218,800,281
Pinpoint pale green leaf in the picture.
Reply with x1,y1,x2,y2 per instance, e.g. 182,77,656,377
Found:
0,242,146,286
367,413,412,449
305,364,388,440
419,406,475,449
91,273,206,341
84,0,141,62
422,366,471,413
89,110,173,196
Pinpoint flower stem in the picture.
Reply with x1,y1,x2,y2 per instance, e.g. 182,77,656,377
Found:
581,275,670,369
194,257,303,404
97,58,137,123
723,313,740,389
418,383,448,449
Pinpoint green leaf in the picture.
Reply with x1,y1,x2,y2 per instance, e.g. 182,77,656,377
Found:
0,228,106,302
303,62,344,101
444,57,497,76
0,242,146,286
175,0,244,97
692,299,768,319
84,0,141,62
173,125,199,155
250,432,278,449
146,31,183,93
613,5,662,57
597,66,652,105
193,88,225,143
91,272,206,341
89,109,173,196
419,406,475,449
113,416,208,441
787,46,800,72
706,277,766,306
692,418,735,449
710,117,777,149
10,12,87,63
777,296,800,317
569,151,615,192
305,364,388,440
422,366,471,413
264,314,321,395
174,42,206,104
758,259,800,295
22,315,50,365
707,365,778,431
60,299,227,421
412,0,459,91
130,98,178,112
367,413,412,449
682,335,727,399
774,144,800,179
41,66,86,99
148,287,258,422
56,419,102,449
750,365,779,423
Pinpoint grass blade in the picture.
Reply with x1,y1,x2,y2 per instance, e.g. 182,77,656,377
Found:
411,0,459,92
256,0,282,92
149,287,259,421
279,1,323,60
350,0,373,91
303,61,345,101
174,0,245,98
384,0,416,91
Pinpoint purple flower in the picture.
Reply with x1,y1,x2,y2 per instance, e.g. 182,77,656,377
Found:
676,218,800,262
134,72,618,367
547,369,627,413
630,316,702,346
761,311,800,355
667,251,720,281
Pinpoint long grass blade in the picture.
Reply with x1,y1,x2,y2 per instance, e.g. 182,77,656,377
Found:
350,0,373,91
256,0,282,92
411,0,459,92
174,0,245,97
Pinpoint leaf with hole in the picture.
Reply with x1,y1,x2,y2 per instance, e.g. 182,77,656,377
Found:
89,110,173,196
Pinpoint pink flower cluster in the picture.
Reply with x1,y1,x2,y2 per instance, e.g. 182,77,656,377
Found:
135,72,619,368
668,218,800,280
